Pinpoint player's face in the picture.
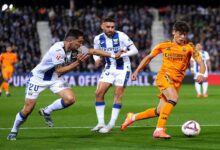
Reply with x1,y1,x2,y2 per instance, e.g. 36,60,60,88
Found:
196,44,203,51
6,46,12,52
101,22,115,37
68,36,84,51
172,30,188,45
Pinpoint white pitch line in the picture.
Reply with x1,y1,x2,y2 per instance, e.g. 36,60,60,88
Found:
0,124,220,130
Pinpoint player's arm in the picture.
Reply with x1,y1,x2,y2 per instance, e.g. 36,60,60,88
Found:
88,48,121,59
120,44,138,57
207,59,211,73
132,54,155,80
132,43,162,81
195,57,206,83
55,53,88,76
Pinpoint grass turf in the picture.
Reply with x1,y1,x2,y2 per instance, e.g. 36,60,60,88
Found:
0,85,220,150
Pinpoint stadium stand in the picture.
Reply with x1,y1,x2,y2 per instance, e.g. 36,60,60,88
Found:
160,5,220,72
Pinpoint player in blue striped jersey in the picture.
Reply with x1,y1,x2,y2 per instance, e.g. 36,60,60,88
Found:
191,43,211,98
7,29,122,140
91,18,138,133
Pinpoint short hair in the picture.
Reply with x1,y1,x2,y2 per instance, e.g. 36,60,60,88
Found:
172,21,189,33
64,29,84,40
102,17,115,23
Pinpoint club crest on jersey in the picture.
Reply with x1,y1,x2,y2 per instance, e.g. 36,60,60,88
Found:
182,47,186,52
113,39,119,45
166,47,171,51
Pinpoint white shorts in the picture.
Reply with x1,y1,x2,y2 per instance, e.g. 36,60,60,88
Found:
99,67,131,87
194,71,208,80
25,75,70,99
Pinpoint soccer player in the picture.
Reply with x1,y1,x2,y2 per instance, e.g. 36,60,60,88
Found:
191,43,211,98
0,45,18,96
7,29,123,140
91,17,138,133
121,21,206,139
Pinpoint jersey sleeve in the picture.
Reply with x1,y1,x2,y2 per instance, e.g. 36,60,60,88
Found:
205,51,210,60
13,53,18,63
94,36,100,49
121,32,134,49
93,36,101,61
150,44,162,57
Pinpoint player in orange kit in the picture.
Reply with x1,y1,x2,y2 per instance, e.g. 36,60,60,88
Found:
121,21,206,139
0,45,18,96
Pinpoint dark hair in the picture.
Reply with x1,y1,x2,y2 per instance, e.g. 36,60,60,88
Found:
102,17,115,23
172,21,189,33
64,29,84,40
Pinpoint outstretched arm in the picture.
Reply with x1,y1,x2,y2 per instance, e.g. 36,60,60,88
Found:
132,54,155,80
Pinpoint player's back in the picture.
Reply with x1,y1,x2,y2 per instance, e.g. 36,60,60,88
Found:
32,42,66,81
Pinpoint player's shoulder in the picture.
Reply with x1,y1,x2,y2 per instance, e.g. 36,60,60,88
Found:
94,33,105,39
116,31,128,37
50,42,65,53
187,42,195,49
156,39,172,47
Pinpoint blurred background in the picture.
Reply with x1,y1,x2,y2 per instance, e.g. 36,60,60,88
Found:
1,0,220,86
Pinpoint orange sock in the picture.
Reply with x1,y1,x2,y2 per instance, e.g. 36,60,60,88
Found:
4,82,9,93
1,82,9,93
135,108,158,121
156,100,176,128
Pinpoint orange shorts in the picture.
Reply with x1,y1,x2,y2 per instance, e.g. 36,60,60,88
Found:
156,73,181,101
2,67,13,80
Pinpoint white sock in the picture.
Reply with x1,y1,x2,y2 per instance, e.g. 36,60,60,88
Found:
108,104,122,127
43,98,66,114
11,112,26,133
155,128,164,131
202,82,208,94
95,101,105,125
195,82,201,95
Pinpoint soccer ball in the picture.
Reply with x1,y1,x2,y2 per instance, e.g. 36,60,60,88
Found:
181,120,201,137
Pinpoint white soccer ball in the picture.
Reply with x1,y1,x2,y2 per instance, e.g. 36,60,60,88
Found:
181,120,201,137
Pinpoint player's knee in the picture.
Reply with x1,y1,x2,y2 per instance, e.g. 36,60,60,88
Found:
95,90,104,99
64,95,76,105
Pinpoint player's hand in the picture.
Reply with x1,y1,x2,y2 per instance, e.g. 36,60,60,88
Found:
114,50,126,59
196,73,205,83
77,53,90,63
131,71,138,81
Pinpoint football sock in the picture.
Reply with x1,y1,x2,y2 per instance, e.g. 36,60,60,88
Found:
108,103,122,127
1,82,6,92
135,107,158,121
4,82,9,93
95,101,105,125
11,112,27,133
43,98,69,114
202,82,208,94
156,100,176,128
195,82,201,95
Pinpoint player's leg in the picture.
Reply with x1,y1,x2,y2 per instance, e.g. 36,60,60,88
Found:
153,87,178,139
202,77,208,97
39,80,74,127
7,99,37,140
121,104,160,131
8,79,43,140
91,81,112,132
195,81,202,97
5,70,13,96
99,85,124,133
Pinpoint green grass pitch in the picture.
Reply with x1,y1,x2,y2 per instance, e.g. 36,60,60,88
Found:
0,85,220,150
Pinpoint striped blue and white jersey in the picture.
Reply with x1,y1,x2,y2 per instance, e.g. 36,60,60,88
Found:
192,50,210,74
32,41,67,82
94,31,134,70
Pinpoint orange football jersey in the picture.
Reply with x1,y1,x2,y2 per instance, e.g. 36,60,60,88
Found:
150,40,201,82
